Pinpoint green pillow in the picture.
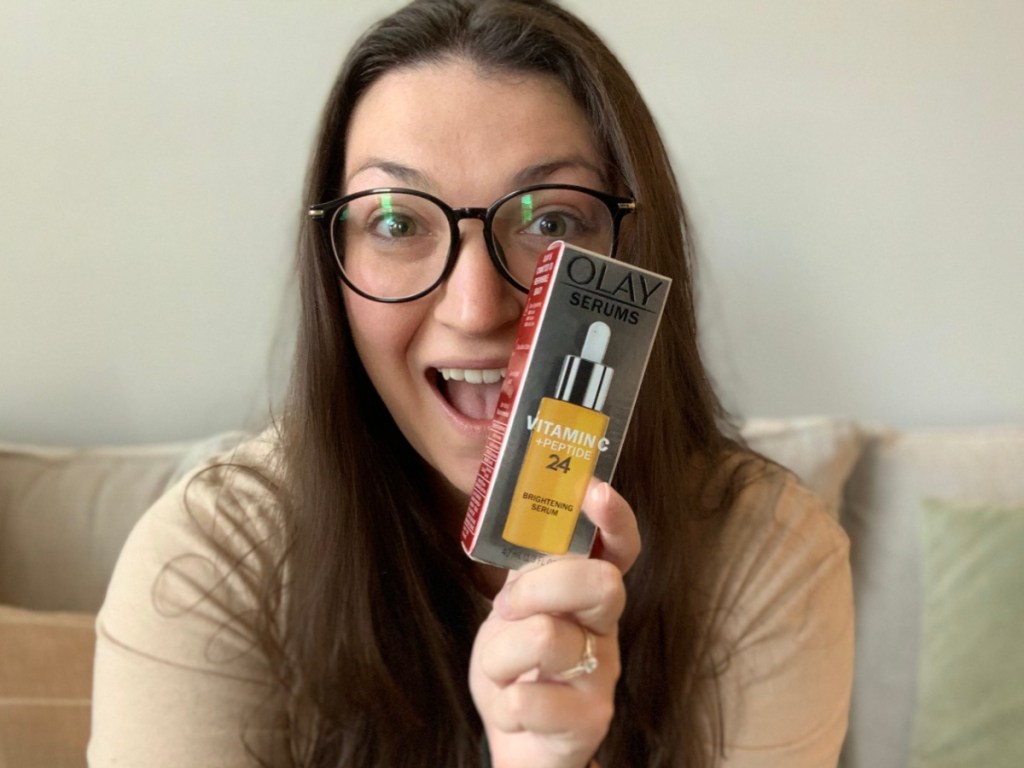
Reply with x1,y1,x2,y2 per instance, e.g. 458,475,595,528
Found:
909,498,1024,768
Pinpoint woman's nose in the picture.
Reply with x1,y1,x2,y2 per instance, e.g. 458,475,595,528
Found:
432,222,523,336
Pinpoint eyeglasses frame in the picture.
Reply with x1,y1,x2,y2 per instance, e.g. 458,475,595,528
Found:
308,183,636,303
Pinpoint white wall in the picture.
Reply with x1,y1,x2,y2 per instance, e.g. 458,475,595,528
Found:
2,0,1021,445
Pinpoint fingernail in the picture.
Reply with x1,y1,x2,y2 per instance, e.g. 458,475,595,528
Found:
589,481,609,506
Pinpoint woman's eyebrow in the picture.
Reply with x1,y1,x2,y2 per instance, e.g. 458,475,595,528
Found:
510,158,608,188
346,159,433,190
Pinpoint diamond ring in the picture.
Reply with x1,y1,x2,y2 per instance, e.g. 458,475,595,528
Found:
555,626,599,681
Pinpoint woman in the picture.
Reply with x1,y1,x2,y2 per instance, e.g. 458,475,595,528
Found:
89,1,853,767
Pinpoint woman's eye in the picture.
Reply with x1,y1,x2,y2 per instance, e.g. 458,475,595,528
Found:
371,213,418,238
525,212,576,238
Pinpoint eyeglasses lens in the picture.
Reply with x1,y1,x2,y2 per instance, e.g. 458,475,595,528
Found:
332,192,449,301
491,188,614,289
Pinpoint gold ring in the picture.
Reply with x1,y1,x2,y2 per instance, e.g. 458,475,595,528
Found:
556,626,598,681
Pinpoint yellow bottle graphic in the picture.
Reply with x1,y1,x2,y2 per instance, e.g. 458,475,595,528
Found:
503,322,614,554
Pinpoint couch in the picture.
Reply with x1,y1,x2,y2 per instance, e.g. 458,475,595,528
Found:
1,418,1021,767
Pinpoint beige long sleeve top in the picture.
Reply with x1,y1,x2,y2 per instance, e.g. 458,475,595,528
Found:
88,434,853,767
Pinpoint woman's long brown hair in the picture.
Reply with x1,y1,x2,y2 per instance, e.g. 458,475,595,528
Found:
274,1,747,765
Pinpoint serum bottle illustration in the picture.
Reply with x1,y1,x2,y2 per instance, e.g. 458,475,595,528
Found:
503,322,614,554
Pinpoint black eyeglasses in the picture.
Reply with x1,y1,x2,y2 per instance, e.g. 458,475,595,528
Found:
308,184,635,303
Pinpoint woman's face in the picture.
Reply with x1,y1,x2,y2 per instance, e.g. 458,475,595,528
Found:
342,59,606,498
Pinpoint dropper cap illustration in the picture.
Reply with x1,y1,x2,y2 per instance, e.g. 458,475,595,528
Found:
554,321,614,411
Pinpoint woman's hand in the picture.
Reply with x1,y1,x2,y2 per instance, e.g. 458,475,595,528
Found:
469,481,641,768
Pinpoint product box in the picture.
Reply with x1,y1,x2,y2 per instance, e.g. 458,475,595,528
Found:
461,240,671,569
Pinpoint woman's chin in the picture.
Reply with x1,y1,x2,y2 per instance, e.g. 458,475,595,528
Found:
420,460,481,537
445,459,483,501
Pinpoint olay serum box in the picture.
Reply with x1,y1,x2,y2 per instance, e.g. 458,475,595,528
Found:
461,240,671,569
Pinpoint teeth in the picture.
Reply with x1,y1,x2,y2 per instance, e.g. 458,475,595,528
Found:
439,367,507,384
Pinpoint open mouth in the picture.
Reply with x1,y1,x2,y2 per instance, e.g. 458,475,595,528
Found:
434,367,507,422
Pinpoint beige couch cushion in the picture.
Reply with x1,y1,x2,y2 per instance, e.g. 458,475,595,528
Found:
840,425,1024,768
741,416,864,518
0,432,248,613
0,604,95,768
